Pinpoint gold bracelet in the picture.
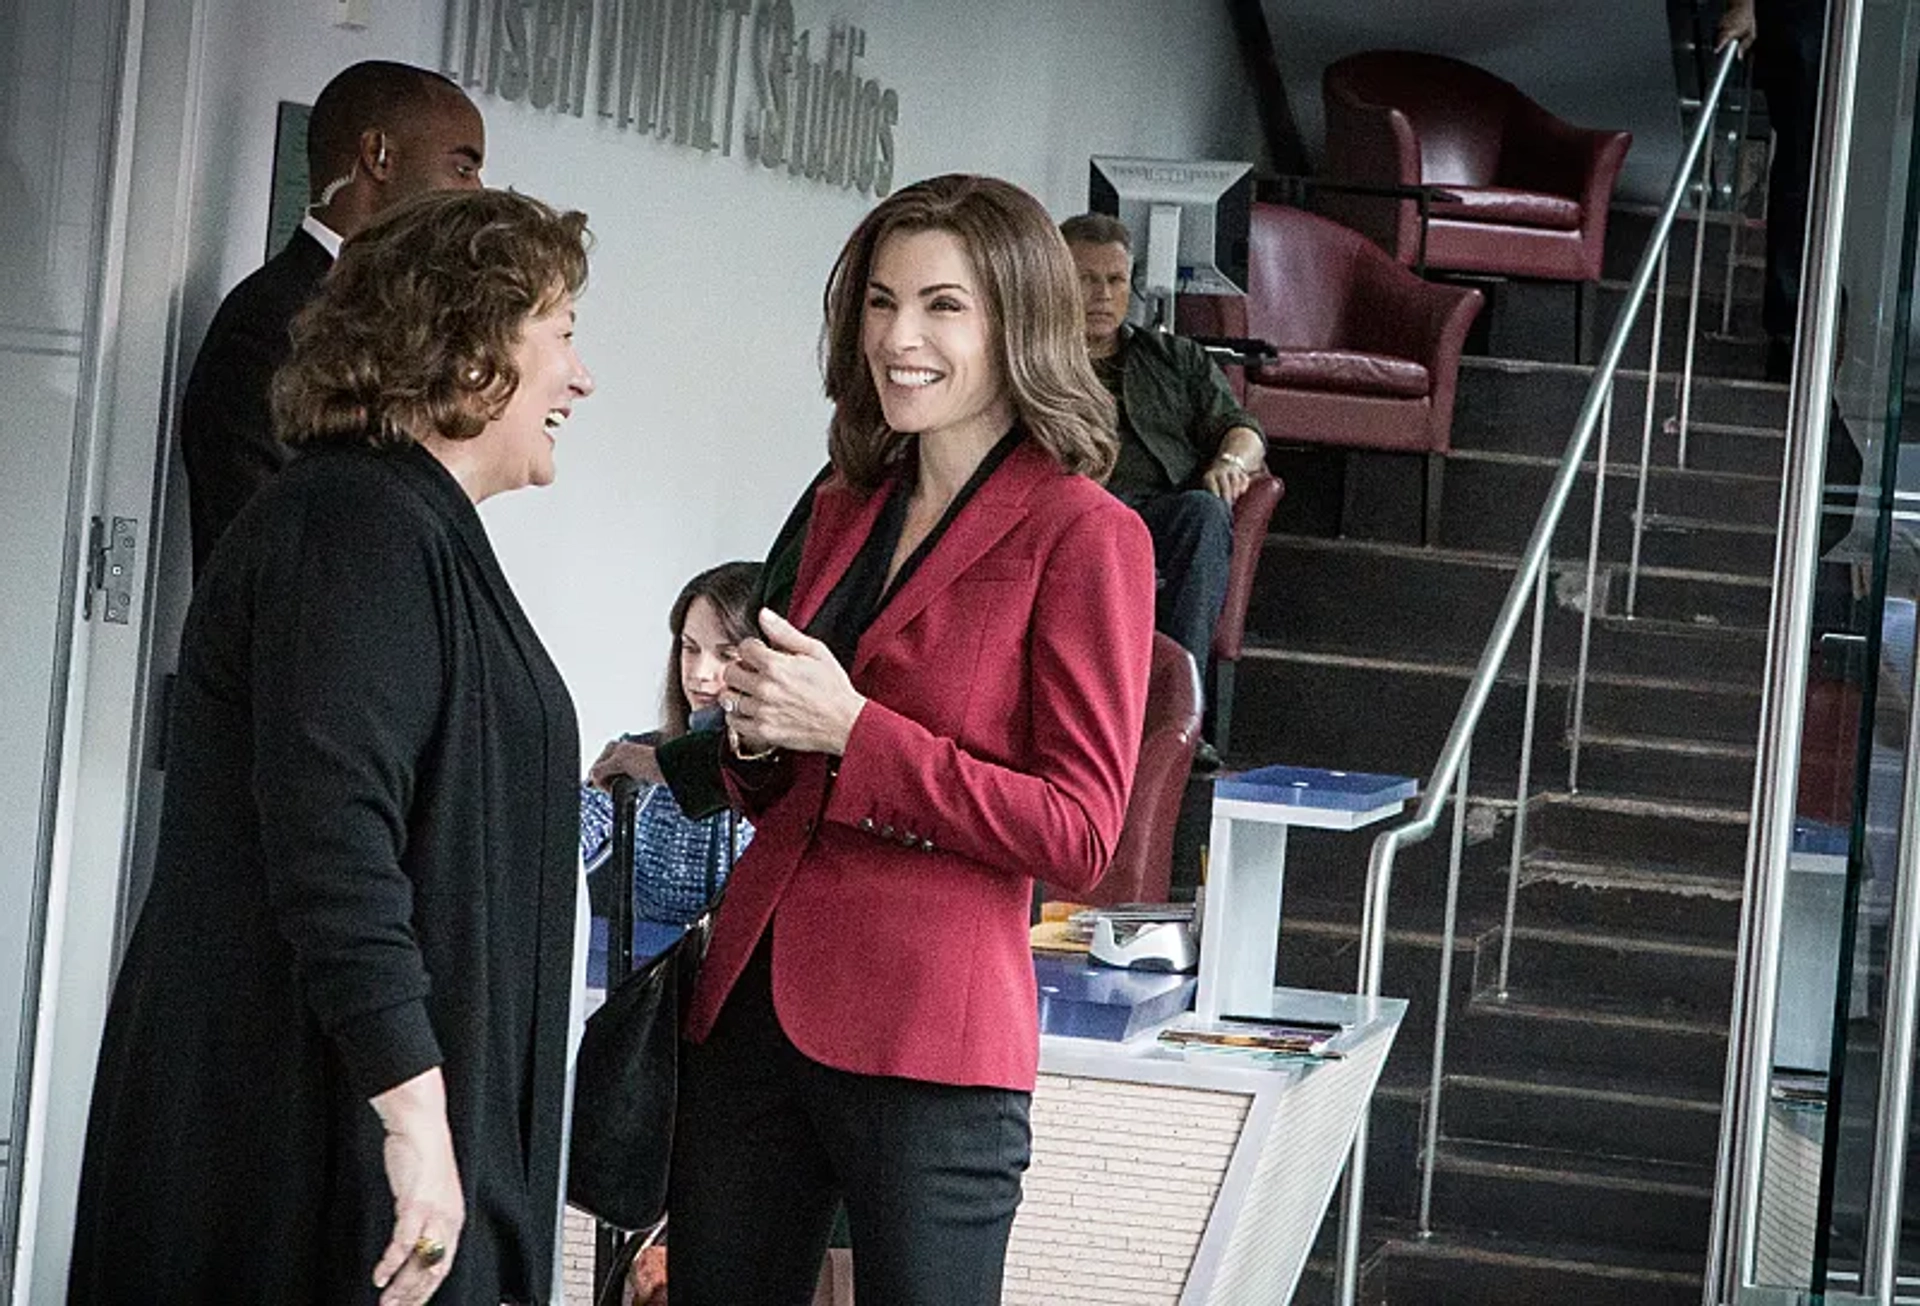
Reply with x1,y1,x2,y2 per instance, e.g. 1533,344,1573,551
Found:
729,724,779,763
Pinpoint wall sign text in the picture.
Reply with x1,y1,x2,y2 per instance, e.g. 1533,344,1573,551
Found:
443,0,901,196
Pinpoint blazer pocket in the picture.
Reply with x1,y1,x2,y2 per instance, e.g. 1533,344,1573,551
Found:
962,557,1035,583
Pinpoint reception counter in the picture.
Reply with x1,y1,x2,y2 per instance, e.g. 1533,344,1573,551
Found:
1004,987,1406,1305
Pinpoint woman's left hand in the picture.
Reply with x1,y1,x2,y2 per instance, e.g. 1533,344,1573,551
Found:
722,610,867,756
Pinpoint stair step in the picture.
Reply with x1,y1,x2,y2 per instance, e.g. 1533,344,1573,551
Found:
1251,535,1775,669
1528,790,1752,879
1581,613,1768,681
1429,1139,1714,1255
1469,275,1769,379
1361,1226,1704,1306
1617,562,1774,627
1452,991,1729,1096
1485,924,1737,1020
1444,1069,1722,1167
1452,356,1788,459
1231,648,1575,791
1517,854,1746,943
1570,730,1758,807
1580,670,1760,744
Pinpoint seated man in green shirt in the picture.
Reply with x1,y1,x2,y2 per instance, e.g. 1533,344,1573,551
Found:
1062,214,1265,764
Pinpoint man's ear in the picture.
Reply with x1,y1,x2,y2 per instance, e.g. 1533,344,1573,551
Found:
359,128,391,181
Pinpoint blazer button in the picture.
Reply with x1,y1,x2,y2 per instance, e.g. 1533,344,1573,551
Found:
921,838,935,852
859,817,875,831
803,818,817,835
880,824,896,838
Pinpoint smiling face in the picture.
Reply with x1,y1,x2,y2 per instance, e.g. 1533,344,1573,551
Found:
861,227,1015,448
471,295,593,498
1068,239,1131,355
677,595,741,716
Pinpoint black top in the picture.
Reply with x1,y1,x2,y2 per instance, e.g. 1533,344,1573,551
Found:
71,440,579,1305
808,427,1027,667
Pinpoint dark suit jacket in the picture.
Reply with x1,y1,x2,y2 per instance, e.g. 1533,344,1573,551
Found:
180,228,333,576
685,441,1156,1091
71,441,579,1304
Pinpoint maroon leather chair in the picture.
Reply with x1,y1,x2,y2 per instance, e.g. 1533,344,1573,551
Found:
1180,204,1482,543
1321,51,1631,284
1213,472,1283,760
1079,633,1203,907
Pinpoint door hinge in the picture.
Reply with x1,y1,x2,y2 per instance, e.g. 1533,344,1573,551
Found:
84,515,137,624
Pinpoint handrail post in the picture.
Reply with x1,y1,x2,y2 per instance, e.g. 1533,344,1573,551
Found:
1499,561,1549,995
1331,45,1741,1306
1570,384,1612,793
1678,109,1715,470
1628,242,1669,619
1417,746,1473,1235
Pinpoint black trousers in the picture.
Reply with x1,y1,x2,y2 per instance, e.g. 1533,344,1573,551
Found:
1130,489,1233,683
667,941,1031,1306
1755,0,1826,342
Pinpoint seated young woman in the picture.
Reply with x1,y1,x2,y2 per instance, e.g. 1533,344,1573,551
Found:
581,560,760,966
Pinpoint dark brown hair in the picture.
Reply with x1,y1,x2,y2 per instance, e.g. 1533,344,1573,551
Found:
661,561,762,739
820,174,1116,490
1059,211,1132,252
273,188,589,448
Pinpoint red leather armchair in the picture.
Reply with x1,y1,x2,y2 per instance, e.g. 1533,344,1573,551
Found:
1321,51,1631,284
1079,634,1203,907
1180,204,1482,543
1213,472,1283,760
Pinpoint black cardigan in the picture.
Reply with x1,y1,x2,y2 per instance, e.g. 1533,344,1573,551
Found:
71,441,579,1304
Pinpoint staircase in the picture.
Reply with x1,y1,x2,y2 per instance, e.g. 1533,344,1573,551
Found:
1219,195,1785,1302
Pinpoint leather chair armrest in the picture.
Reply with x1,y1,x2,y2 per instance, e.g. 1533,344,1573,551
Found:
1323,82,1425,260
1505,100,1633,254
1213,472,1284,662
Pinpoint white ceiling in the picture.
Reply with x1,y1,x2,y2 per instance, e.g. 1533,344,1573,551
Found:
1264,0,1685,204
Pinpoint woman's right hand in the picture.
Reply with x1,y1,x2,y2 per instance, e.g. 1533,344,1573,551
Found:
370,1068,465,1306
590,738,663,789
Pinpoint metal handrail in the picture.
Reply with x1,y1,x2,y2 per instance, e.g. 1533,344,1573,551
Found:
1332,41,1744,1304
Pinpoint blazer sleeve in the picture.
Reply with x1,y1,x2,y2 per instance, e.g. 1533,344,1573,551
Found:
247,485,448,1098
821,500,1155,893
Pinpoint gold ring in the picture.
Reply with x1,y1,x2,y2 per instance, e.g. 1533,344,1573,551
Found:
414,1236,447,1267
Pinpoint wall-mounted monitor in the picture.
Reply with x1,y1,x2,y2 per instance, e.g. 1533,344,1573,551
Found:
1088,156,1252,300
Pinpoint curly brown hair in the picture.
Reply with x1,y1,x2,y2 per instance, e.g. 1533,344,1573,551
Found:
273,188,590,447
820,174,1116,490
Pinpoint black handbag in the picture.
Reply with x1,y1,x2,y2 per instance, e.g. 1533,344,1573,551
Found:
568,775,731,1232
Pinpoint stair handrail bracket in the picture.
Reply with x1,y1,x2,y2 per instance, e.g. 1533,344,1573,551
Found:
1333,41,1744,1306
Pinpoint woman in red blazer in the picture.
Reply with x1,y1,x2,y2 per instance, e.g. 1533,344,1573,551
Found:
665,175,1156,1305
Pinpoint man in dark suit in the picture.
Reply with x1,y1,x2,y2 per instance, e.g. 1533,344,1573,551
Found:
181,60,485,575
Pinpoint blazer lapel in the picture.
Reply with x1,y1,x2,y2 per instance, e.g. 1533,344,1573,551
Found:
787,474,893,631
850,440,1050,678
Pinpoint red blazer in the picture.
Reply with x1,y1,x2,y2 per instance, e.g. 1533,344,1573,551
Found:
685,440,1156,1090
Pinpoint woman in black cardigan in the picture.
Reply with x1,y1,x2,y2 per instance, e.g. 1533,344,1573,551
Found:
70,189,594,1306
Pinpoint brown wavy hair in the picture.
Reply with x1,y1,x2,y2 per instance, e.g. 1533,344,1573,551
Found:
821,174,1116,490
274,188,590,447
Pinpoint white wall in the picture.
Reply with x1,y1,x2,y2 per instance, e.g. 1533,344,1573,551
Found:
162,0,1258,761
